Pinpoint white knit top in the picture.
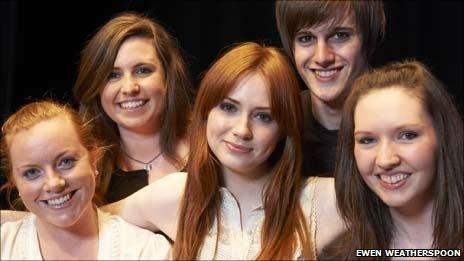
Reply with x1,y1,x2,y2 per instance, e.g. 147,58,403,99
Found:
198,177,318,260
1,208,171,260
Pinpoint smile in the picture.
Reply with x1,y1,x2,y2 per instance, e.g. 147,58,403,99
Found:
377,173,411,185
40,190,77,208
311,67,343,79
224,141,253,153
118,99,147,109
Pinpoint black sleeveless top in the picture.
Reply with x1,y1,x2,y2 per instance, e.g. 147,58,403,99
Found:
105,168,148,204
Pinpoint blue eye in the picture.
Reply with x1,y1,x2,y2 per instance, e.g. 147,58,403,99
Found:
357,137,376,145
255,112,273,123
399,131,418,140
57,157,77,170
219,102,237,113
135,66,153,75
108,71,121,80
23,168,42,180
296,34,315,44
330,31,351,43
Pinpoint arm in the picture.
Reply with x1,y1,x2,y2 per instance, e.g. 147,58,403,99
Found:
101,172,186,240
314,177,346,254
1,210,28,224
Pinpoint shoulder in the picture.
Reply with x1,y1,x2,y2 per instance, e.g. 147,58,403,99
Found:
308,177,346,255
98,209,171,259
1,213,34,236
301,177,335,198
300,177,336,218
1,214,35,260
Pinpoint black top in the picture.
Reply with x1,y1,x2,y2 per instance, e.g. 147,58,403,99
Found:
300,90,339,177
105,168,148,204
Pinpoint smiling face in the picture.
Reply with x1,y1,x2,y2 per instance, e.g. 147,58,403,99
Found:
293,13,367,105
9,116,96,228
100,36,166,135
354,87,437,210
206,73,280,178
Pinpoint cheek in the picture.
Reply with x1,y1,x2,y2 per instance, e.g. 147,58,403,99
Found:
354,145,373,177
258,126,280,153
15,180,41,201
99,86,115,112
206,111,227,140
343,42,365,67
146,75,166,90
407,141,437,174
75,169,97,198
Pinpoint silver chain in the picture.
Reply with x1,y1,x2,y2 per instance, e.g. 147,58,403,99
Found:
120,144,162,172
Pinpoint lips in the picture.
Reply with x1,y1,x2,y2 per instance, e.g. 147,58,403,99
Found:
39,190,77,209
117,99,148,109
376,172,411,189
311,66,343,81
224,141,252,153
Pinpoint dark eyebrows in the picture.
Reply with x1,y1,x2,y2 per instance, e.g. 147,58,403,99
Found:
329,26,355,34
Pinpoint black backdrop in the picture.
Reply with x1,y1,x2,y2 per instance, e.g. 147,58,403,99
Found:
0,1,463,208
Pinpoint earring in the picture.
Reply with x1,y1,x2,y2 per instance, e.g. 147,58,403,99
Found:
95,170,99,176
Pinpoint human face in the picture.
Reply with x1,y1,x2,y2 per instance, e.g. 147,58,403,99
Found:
9,116,96,228
100,36,166,135
293,14,367,104
206,73,280,178
354,88,437,211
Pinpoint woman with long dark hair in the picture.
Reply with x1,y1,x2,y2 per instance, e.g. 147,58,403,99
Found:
329,60,464,258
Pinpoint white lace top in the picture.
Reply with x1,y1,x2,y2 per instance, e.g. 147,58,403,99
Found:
1,208,171,260
198,177,318,260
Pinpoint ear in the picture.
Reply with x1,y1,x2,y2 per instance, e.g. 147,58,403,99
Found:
88,146,102,172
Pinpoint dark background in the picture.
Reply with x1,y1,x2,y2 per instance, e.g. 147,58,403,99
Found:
0,1,463,208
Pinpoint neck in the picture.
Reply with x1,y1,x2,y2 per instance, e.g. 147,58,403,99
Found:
310,96,343,130
36,204,99,259
389,199,435,249
222,166,272,208
118,127,162,169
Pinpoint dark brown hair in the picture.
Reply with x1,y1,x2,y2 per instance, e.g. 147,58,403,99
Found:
173,42,313,259
333,60,464,258
73,12,192,201
275,0,385,60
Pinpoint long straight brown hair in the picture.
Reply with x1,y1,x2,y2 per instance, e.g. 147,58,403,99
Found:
332,60,464,258
73,12,192,201
173,42,313,260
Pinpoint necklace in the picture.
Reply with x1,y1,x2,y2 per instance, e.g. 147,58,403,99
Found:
121,145,162,172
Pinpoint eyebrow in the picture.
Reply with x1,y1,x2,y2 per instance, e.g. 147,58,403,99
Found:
223,97,271,110
354,123,426,135
112,62,156,70
15,151,72,171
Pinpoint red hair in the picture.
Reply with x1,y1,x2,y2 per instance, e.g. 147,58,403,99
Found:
173,42,313,259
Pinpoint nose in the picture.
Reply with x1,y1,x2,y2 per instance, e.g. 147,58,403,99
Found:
121,76,140,96
375,141,401,170
314,40,335,67
44,170,66,193
232,114,252,140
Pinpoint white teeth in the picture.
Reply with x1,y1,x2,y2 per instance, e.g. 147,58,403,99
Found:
314,69,339,78
379,173,410,184
47,193,71,206
119,100,145,109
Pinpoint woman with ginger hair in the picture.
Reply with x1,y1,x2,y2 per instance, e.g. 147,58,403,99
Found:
0,100,170,260
102,42,344,260
2,42,345,259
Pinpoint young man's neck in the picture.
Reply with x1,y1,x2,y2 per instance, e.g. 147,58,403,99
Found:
310,95,344,130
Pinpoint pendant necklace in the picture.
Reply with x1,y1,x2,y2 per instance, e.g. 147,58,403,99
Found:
121,145,162,172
